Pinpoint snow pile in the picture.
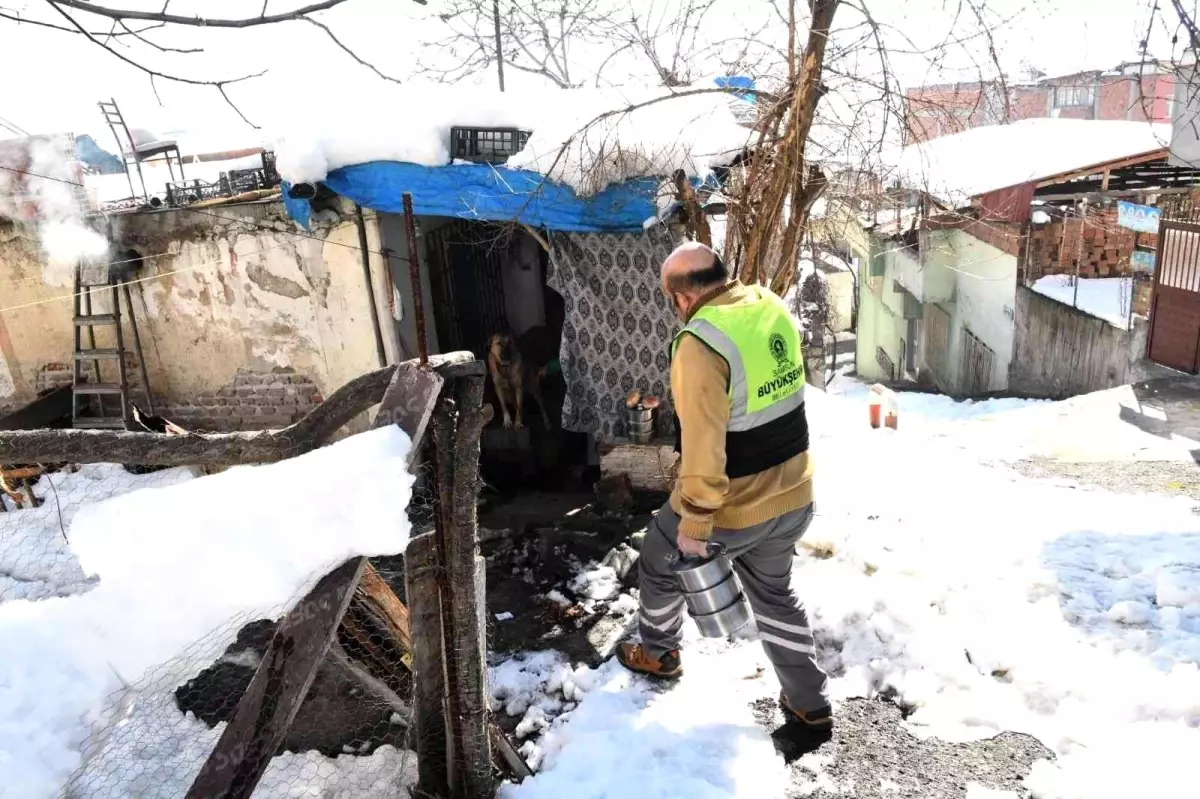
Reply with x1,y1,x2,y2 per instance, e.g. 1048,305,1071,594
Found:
0,464,199,602
493,645,789,797
271,82,748,195
0,427,415,797
568,563,622,606
795,386,1200,798
1031,274,1133,328
885,119,1171,207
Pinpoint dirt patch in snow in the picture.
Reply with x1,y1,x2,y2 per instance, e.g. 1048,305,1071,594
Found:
753,697,1053,798
1013,457,1200,506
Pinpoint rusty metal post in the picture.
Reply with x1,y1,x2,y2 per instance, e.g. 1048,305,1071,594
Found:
402,192,430,366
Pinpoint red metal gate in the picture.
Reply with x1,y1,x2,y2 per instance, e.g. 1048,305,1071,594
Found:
1148,219,1200,374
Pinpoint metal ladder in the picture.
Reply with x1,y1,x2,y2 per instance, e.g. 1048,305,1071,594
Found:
72,265,154,430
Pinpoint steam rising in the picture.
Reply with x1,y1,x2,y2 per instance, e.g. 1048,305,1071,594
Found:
0,134,109,287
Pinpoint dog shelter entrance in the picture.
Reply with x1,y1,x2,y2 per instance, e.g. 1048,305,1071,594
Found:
414,219,589,490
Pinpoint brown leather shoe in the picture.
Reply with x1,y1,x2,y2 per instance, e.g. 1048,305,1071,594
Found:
779,691,833,726
616,643,682,680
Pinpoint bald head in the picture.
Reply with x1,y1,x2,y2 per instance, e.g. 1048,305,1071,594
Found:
661,241,729,294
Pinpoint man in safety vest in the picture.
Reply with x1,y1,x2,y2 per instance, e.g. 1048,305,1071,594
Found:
616,241,831,728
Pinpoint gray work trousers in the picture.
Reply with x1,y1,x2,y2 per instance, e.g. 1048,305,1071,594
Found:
636,502,830,712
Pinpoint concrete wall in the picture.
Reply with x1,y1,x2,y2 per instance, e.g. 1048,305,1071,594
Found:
943,228,1018,392
1010,284,1149,398
854,224,1017,394
377,212,446,358
824,270,855,333
0,200,395,430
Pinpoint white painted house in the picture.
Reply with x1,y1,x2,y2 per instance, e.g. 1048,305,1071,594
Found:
845,118,1174,395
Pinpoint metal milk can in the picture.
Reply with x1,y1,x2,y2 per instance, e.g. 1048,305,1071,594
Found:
672,542,752,638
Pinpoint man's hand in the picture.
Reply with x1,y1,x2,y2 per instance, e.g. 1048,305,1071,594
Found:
676,532,711,559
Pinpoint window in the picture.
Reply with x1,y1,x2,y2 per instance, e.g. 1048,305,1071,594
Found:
1053,85,1095,108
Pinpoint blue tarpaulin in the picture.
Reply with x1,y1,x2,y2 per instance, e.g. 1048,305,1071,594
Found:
282,161,660,232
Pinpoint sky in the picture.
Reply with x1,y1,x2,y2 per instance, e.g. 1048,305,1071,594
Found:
0,0,1181,154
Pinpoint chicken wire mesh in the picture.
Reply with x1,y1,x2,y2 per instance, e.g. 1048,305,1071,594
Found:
0,460,439,798
2,374,493,798
61,564,421,799
0,463,199,603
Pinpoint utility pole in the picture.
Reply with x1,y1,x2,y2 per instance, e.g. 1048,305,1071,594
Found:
492,0,505,91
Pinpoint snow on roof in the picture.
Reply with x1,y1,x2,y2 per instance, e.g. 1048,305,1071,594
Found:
885,118,1173,207
270,82,749,197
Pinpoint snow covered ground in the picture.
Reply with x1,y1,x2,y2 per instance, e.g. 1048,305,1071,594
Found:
492,381,1200,799
0,427,416,798
1031,275,1133,329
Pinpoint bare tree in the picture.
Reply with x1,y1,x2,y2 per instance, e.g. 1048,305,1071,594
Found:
419,0,767,88
422,0,603,88
0,1,426,126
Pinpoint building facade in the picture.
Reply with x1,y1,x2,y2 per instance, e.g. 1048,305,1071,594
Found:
905,61,1178,144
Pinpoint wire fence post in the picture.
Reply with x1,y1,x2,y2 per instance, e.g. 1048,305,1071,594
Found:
403,359,494,798
445,371,493,797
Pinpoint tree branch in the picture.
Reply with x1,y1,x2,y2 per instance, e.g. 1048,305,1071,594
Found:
44,1,265,126
117,17,201,53
47,0,352,28
305,16,403,83
0,8,159,36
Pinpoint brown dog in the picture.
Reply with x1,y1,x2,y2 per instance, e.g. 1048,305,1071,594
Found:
487,332,551,431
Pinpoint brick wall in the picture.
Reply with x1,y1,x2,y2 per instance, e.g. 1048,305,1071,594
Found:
157,368,323,432
961,219,1023,257
1097,77,1132,121
35,362,74,394
905,69,1176,143
1025,208,1157,281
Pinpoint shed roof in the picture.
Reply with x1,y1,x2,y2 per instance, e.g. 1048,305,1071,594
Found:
885,118,1172,208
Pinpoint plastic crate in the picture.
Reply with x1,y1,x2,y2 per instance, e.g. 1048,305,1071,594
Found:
450,127,531,164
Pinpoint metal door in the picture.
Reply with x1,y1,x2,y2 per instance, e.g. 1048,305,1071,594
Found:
1148,219,1200,374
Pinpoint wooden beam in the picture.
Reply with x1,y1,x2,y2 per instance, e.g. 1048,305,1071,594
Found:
186,558,367,799
1033,149,1169,188
443,373,493,799
1101,168,1111,191
354,563,413,666
404,531,450,798
0,352,475,468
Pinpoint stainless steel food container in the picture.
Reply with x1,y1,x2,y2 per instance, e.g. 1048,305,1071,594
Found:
672,549,752,638
625,406,654,444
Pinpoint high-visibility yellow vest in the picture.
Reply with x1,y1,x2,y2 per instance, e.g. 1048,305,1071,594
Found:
671,284,810,478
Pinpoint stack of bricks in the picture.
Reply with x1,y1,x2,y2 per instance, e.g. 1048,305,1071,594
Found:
159,368,323,433
1026,208,1157,281
35,362,74,395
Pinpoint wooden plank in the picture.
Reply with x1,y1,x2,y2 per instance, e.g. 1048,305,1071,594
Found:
0,465,45,481
186,557,367,799
354,562,413,668
404,531,450,798
1034,150,1169,189
444,373,493,798
372,359,445,471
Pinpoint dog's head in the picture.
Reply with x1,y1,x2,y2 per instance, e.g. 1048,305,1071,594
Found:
489,332,517,364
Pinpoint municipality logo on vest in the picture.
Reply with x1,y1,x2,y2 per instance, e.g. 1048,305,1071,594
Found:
769,332,789,365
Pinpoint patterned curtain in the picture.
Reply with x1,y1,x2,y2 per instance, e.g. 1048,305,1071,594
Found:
547,229,680,442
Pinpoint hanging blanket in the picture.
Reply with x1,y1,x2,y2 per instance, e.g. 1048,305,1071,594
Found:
547,230,679,442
